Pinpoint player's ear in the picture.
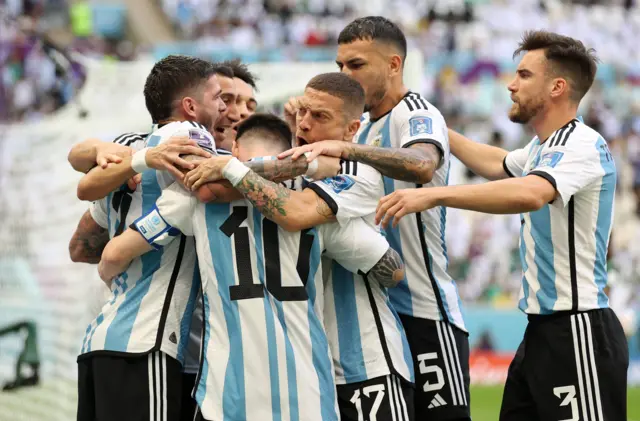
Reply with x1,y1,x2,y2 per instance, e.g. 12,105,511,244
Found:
231,140,239,158
389,54,403,77
345,118,360,141
181,96,198,119
550,77,568,100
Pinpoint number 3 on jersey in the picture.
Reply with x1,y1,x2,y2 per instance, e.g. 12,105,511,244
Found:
220,206,314,302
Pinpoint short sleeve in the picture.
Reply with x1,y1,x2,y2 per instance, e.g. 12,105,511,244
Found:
89,199,109,229
503,138,537,178
528,138,605,207
306,162,384,225
131,183,196,248
396,106,448,168
319,219,389,274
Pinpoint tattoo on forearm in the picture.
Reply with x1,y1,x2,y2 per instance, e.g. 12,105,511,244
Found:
368,248,404,288
347,144,440,183
70,212,109,263
246,157,308,183
236,171,291,219
315,195,335,220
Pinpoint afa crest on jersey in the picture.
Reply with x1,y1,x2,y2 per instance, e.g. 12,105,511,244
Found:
537,151,564,169
409,116,433,136
322,175,355,194
371,133,383,147
189,129,214,153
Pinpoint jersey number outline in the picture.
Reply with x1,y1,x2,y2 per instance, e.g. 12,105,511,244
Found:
553,385,578,421
350,384,386,421
221,206,314,302
417,352,445,393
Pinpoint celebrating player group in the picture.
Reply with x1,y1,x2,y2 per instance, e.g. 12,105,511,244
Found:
67,15,628,421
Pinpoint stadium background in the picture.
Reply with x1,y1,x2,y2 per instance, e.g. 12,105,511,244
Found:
2,0,640,419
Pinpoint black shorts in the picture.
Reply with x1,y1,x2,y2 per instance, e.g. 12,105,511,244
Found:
500,308,629,421
399,314,471,421
77,351,183,421
181,373,198,421
337,374,415,421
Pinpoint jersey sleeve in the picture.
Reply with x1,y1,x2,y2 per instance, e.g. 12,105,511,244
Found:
131,183,196,249
528,137,606,207
89,199,109,229
396,107,448,168
306,162,384,225
319,219,389,274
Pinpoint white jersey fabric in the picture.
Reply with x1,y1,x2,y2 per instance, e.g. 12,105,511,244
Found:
355,91,466,331
137,181,389,421
80,122,213,363
503,118,616,314
307,161,414,385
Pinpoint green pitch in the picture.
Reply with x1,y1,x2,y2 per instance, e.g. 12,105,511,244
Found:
470,386,640,421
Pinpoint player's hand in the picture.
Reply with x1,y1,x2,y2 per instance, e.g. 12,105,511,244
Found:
376,189,438,229
146,136,212,180
183,156,233,191
311,156,342,180
126,173,142,190
96,143,133,169
283,96,302,131
278,140,351,162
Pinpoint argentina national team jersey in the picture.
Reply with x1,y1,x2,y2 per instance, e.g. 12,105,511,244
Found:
306,162,414,385
80,122,214,362
503,118,616,314
137,180,390,421
355,91,466,331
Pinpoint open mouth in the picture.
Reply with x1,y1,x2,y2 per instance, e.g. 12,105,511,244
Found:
296,136,308,146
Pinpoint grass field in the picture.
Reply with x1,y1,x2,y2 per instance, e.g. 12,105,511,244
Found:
0,382,639,420
470,385,640,421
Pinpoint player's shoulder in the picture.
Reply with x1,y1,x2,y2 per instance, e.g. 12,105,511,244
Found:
112,131,149,146
338,160,382,181
392,92,446,133
153,121,214,152
546,119,603,150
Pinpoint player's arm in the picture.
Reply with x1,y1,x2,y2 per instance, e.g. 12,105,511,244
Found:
69,209,109,263
98,183,195,283
320,219,404,288
447,129,511,180
68,138,133,173
77,137,210,201
187,155,341,203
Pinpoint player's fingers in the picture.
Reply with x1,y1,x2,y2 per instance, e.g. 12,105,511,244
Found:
306,148,322,162
97,156,108,168
177,145,211,158
190,176,208,191
381,202,403,229
277,148,296,159
391,208,407,229
168,155,195,170
127,178,137,190
167,135,192,144
106,154,123,164
375,197,393,224
165,163,185,181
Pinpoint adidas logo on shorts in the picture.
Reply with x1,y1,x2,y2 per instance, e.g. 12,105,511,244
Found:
428,393,447,408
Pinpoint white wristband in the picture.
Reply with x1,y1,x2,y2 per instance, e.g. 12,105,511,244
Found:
304,152,319,178
222,157,251,187
131,148,150,174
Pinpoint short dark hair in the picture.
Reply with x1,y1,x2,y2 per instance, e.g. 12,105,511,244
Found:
235,113,292,152
212,63,234,80
338,16,407,61
306,72,365,120
144,55,217,123
513,30,599,102
220,59,258,90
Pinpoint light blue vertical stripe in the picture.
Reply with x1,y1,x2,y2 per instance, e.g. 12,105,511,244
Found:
440,163,450,271
103,154,164,350
594,137,615,308
356,121,374,145
176,262,201,365
253,212,281,421
106,192,113,234
529,205,557,314
272,296,299,421
389,293,414,382
195,293,211,406
204,202,247,421
518,217,530,312
332,262,366,383
305,230,337,420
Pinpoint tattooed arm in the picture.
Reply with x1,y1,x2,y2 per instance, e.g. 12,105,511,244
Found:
69,210,110,263
234,170,336,231
344,143,441,184
367,247,404,288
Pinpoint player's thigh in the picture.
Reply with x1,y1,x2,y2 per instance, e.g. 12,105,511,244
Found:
180,372,198,421
92,351,183,421
337,375,415,421
400,315,470,421
499,340,537,421
528,310,628,421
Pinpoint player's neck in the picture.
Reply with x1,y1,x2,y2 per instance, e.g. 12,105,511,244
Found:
532,104,578,143
369,84,409,120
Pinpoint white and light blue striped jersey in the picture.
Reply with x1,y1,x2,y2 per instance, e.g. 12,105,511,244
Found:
503,118,616,315
80,121,214,362
355,91,466,331
307,162,414,385
139,182,389,421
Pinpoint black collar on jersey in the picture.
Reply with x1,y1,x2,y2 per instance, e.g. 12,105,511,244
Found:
541,118,579,146
368,90,414,123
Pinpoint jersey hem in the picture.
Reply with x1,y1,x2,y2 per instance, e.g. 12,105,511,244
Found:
396,311,468,333
77,346,179,362
503,156,515,178
529,170,557,191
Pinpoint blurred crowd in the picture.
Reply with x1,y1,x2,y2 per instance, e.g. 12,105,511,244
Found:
2,0,640,315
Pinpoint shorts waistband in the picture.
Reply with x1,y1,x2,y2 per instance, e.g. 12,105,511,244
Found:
527,308,606,323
